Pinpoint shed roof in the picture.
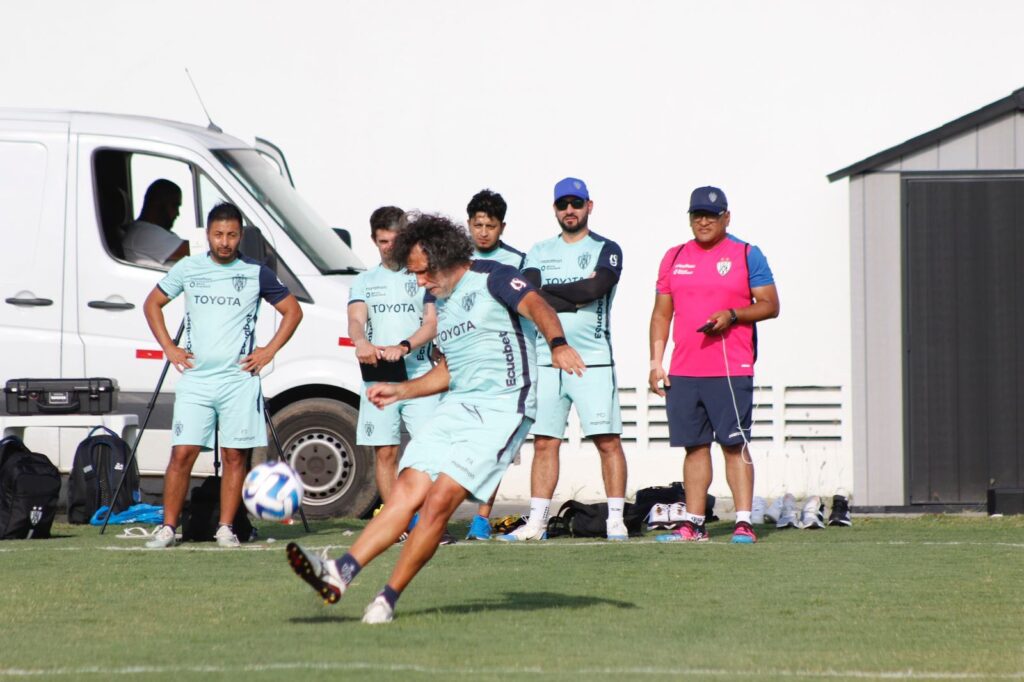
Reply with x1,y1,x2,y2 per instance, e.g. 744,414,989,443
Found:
827,86,1024,182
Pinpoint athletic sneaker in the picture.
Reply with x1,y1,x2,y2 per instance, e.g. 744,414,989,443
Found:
776,493,800,529
667,502,687,530
144,524,176,549
800,496,826,529
214,524,241,548
751,496,767,525
647,504,671,531
764,497,782,524
496,522,547,542
439,529,458,546
606,518,629,541
654,520,707,543
466,514,492,541
286,542,346,604
362,595,394,624
828,495,852,527
731,521,757,544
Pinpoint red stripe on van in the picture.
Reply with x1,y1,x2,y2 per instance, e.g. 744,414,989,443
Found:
338,337,355,347
136,349,164,360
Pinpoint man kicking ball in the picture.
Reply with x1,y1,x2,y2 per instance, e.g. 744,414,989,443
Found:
286,213,584,623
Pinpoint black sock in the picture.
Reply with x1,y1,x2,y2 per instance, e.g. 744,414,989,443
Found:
334,553,361,586
380,584,401,609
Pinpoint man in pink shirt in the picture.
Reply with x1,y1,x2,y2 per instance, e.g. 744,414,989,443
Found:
648,186,780,544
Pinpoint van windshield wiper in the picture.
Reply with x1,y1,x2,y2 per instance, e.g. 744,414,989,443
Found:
324,267,364,275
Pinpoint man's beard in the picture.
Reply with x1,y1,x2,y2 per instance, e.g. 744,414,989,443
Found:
558,214,589,233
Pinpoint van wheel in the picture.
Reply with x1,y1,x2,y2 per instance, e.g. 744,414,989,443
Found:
267,398,377,519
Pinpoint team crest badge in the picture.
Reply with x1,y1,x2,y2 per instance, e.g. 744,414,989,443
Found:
717,258,732,276
232,275,246,292
405,280,417,297
174,421,183,436
29,506,42,526
461,292,477,312
365,423,375,437
578,252,592,270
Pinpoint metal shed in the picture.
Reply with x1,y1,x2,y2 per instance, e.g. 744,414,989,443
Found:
830,86,1024,508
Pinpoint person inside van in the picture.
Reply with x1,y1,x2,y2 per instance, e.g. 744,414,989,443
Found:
122,179,190,266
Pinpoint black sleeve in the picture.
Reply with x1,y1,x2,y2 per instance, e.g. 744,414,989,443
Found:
541,268,618,305
539,290,577,313
522,267,542,288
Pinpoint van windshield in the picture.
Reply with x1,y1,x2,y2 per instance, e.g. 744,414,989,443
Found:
214,149,363,274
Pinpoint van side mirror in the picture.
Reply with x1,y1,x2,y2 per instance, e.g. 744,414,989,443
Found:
240,224,268,263
333,228,352,248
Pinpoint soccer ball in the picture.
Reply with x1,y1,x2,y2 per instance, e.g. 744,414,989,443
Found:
242,461,304,521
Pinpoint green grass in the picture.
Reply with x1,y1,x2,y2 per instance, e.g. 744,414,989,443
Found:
1,516,1023,681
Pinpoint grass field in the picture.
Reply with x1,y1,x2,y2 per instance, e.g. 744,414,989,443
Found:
1,516,1023,681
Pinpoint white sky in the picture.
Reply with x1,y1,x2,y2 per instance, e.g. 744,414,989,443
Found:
4,0,1023,387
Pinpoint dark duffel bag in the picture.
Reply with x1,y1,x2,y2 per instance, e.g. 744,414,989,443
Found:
181,476,254,543
547,500,646,538
0,436,61,540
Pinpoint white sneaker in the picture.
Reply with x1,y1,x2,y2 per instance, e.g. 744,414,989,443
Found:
764,497,783,524
800,496,826,529
286,543,347,604
214,524,241,548
751,496,767,525
144,524,176,549
497,522,547,542
647,504,670,531
667,502,687,529
776,493,799,529
606,518,628,541
362,595,394,624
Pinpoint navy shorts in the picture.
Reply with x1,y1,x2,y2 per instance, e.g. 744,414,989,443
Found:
665,376,753,448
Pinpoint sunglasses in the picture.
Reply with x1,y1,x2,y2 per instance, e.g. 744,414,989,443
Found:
554,197,587,211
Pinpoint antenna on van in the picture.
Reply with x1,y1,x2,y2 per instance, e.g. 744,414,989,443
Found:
185,68,222,133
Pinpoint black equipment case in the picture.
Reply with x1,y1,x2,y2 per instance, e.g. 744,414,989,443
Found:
4,378,119,415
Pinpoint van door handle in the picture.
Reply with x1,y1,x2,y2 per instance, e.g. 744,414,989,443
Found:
6,297,53,306
88,300,136,310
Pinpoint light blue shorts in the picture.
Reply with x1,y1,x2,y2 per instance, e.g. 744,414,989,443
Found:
172,375,266,451
399,400,533,504
357,382,440,446
531,365,622,438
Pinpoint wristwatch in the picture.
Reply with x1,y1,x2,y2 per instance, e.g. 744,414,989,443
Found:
728,308,738,325
399,339,412,355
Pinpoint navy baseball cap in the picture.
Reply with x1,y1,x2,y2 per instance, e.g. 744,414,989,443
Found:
553,177,589,201
688,186,728,215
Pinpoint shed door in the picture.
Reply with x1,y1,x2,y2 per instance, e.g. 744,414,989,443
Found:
904,177,1024,504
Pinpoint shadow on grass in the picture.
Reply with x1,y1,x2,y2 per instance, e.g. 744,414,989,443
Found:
289,591,636,624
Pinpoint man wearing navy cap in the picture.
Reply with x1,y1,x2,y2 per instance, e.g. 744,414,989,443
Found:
498,177,629,542
648,186,780,543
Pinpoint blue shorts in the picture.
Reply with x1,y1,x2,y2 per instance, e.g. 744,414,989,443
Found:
399,400,533,504
172,375,266,451
356,382,439,446
665,376,752,448
531,365,622,438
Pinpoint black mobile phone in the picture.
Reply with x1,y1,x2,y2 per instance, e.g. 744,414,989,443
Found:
696,321,715,334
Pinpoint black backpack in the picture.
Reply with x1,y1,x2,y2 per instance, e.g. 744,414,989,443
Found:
547,500,646,538
181,476,254,543
67,426,140,524
0,436,61,540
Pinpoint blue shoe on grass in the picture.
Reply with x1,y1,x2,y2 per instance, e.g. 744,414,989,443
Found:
466,514,492,540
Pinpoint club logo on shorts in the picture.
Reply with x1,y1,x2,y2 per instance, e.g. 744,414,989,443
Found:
365,423,374,437
405,280,418,298
461,292,477,312
174,421,183,436
232,275,246,292
578,252,592,270
717,258,732,276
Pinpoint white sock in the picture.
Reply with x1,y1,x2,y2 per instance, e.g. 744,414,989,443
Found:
684,512,705,526
528,498,551,526
607,497,625,522
735,511,752,525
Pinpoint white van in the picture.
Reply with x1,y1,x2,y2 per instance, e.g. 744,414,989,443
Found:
0,109,378,518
